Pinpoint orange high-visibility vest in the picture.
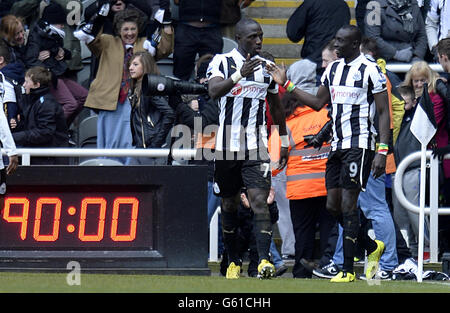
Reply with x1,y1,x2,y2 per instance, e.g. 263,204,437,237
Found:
377,58,396,175
269,106,330,200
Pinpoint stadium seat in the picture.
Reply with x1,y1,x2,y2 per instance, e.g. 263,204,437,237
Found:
78,115,97,148
78,158,123,166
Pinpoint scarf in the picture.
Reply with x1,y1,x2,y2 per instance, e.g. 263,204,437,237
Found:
118,44,133,104
388,0,414,33
48,24,65,39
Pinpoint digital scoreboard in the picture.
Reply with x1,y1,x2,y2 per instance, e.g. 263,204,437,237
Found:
0,166,209,275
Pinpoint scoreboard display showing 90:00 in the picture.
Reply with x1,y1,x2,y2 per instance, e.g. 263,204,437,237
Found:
0,190,154,249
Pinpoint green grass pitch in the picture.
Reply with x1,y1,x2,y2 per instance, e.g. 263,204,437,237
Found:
0,271,448,293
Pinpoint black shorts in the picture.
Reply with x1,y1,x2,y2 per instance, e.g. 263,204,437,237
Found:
213,157,271,198
325,148,374,191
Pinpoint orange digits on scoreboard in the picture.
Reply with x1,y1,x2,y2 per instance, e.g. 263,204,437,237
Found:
110,197,139,241
78,197,107,242
3,196,139,243
33,198,62,241
3,197,29,240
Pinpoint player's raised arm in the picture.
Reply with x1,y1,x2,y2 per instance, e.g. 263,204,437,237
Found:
266,63,330,111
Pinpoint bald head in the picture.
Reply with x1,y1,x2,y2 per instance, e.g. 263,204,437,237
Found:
339,25,362,45
235,18,260,38
334,25,363,60
235,18,263,57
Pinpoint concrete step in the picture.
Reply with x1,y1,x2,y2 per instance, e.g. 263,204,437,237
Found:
246,0,357,62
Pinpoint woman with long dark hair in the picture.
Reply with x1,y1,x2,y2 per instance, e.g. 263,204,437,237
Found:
128,51,174,164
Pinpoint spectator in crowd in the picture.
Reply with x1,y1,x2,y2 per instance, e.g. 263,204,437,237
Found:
220,0,254,39
269,91,335,279
425,0,450,59
286,0,350,67
13,66,69,165
80,0,173,84
128,51,174,165
267,25,390,282
24,2,88,127
78,8,157,165
173,0,223,81
10,0,85,75
83,0,153,36
0,41,25,131
404,61,447,159
393,84,422,254
0,15,27,71
364,0,428,63
436,38,450,74
394,61,447,260
432,37,450,256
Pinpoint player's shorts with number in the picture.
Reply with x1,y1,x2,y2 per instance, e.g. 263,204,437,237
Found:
213,150,271,198
325,148,374,191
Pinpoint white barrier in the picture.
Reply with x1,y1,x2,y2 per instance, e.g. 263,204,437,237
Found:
386,63,443,73
209,206,221,262
1,148,197,165
394,150,450,281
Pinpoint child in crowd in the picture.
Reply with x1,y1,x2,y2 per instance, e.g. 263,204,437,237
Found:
13,66,68,164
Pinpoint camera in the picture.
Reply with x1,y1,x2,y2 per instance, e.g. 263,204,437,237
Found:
142,74,208,96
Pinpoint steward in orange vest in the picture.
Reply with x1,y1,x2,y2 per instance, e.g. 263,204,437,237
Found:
269,102,330,200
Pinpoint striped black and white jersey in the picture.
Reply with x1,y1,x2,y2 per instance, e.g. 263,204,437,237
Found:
321,53,387,151
207,48,278,152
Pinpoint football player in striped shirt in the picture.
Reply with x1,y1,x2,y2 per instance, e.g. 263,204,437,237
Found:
267,25,390,282
208,18,289,279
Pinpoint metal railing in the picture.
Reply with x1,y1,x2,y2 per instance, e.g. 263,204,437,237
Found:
386,63,443,73
394,150,450,280
2,148,197,165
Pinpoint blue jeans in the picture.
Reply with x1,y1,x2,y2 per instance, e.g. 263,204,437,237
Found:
270,240,284,268
207,181,223,255
96,98,134,165
333,173,398,271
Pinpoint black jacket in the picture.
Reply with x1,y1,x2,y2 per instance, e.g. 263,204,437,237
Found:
13,86,68,147
176,95,219,182
178,0,221,24
286,0,350,65
130,94,175,148
394,105,421,171
24,20,71,77
13,86,69,164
